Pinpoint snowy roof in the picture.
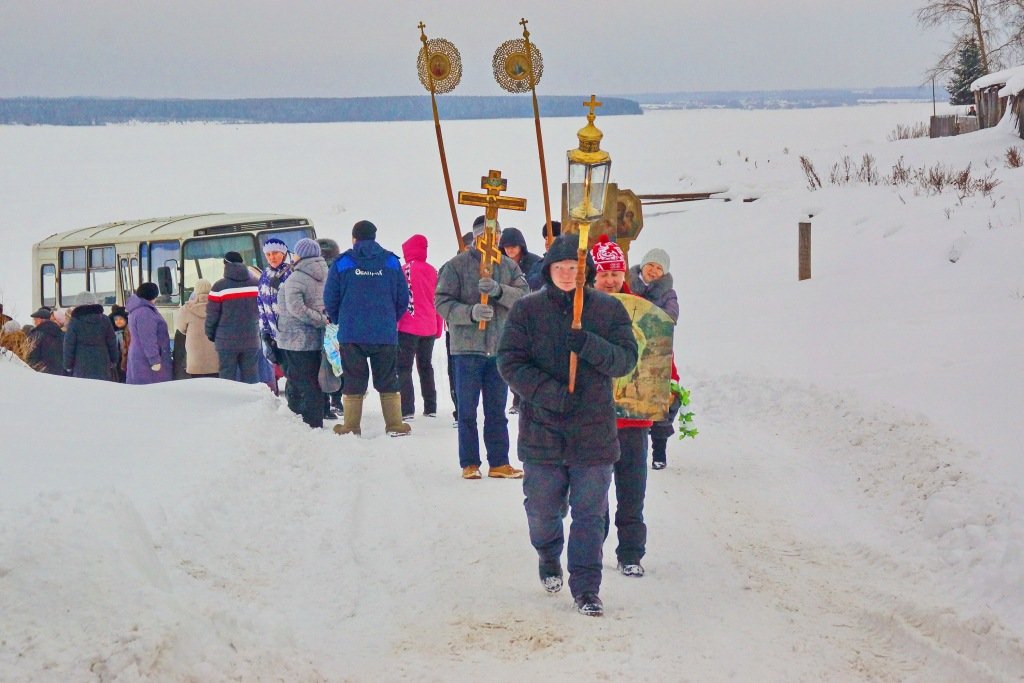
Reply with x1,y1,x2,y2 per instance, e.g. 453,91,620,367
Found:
33,213,312,248
1000,73,1024,97
971,65,1024,92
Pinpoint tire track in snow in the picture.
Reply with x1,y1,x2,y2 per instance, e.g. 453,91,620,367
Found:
687,372,1024,681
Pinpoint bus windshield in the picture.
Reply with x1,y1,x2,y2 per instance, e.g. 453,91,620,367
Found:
182,234,259,301
257,228,315,266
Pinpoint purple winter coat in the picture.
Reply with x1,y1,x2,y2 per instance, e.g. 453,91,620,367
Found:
126,295,173,384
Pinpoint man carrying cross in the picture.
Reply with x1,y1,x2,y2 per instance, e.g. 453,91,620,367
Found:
435,173,530,479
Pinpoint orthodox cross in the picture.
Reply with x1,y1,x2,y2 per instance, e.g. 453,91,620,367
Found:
457,169,527,329
584,94,602,118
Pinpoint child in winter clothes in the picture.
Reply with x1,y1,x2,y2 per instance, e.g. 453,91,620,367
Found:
109,305,130,382
628,248,680,469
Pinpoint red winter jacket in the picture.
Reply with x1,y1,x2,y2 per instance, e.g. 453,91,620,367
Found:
398,234,442,338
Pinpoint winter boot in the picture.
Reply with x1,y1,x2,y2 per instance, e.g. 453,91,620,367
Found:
333,395,363,436
574,593,604,617
651,436,667,469
539,560,563,593
381,392,411,437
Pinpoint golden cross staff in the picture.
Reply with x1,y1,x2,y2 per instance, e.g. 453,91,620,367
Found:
417,22,466,253
492,18,554,249
458,170,527,330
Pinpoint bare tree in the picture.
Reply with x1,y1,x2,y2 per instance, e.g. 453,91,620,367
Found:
992,0,1024,62
918,0,1024,77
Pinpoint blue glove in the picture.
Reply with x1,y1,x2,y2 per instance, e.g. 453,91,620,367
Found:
566,328,587,353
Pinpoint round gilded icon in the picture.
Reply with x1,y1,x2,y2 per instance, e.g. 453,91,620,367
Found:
492,39,543,93
429,53,451,81
504,52,530,81
416,37,462,94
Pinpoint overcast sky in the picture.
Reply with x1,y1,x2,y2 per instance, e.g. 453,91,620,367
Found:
0,1,950,98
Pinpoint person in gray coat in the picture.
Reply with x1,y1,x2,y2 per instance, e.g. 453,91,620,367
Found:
435,216,529,480
277,238,329,428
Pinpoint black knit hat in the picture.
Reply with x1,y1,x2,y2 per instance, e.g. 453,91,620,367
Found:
224,251,244,264
352,220,377,241
316,238,341,262
541,221,562,241
137,282,159,301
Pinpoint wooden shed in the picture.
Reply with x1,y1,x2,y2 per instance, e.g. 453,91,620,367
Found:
1000,73,1024,139
971,66,1024,129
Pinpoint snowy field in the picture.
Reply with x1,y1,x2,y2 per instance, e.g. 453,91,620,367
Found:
2,102,1024,681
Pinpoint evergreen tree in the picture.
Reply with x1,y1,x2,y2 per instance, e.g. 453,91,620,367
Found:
947,38,986,106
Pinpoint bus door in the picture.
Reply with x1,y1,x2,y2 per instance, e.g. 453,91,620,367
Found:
118,253,137,305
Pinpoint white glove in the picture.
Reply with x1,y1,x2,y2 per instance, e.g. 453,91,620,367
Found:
470,304,494,322
151,363,161,372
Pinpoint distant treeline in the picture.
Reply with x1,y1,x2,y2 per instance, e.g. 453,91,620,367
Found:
629,86,935,110
0,96,642,126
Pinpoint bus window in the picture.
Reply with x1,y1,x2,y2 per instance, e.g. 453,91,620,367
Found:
149,241,181,305
182,234,258,301
41,264,56,308
139,243,149,288
59,247,87,306
89,246,117,305
257,228,314,266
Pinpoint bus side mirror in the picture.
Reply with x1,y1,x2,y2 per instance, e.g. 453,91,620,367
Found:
157,266,173,296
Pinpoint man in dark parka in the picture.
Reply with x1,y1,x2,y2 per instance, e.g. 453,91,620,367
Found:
64,292,119,380
26,307,64,375
497,234,638,617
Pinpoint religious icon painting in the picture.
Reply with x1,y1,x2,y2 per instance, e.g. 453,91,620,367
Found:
492,38,543,94
417,37,462,94
609,294,675,421
429,53,451,80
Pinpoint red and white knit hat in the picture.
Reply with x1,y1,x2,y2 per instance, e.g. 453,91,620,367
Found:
590,234,626,272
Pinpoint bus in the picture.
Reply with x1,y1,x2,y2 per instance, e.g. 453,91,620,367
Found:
31,212,317,328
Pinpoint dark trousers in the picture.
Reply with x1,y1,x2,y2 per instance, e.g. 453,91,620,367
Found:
651,396,681,464
277,355,301,413
339,343,399,395
524,462,614,598
451,354,509,469
605,427,649,565
217,348,259,384
280,349,324,429
398,332,437,416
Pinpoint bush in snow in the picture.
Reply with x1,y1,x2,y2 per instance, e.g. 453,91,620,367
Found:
1006,146,1023,169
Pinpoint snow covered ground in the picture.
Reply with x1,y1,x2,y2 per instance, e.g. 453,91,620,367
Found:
2,102,1023,681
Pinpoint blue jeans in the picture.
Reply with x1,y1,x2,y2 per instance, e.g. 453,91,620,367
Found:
606,427,649,564
523,462,614,598
452,354,509,469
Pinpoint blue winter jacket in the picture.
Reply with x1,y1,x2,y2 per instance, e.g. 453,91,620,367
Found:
324,239,409,345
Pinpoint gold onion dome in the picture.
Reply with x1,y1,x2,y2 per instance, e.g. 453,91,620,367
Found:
570,101,610,164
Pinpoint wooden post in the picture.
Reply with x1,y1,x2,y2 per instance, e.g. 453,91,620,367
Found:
798,221,811,281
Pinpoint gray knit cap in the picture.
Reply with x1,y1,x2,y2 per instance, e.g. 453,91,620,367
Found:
640,248,670,273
